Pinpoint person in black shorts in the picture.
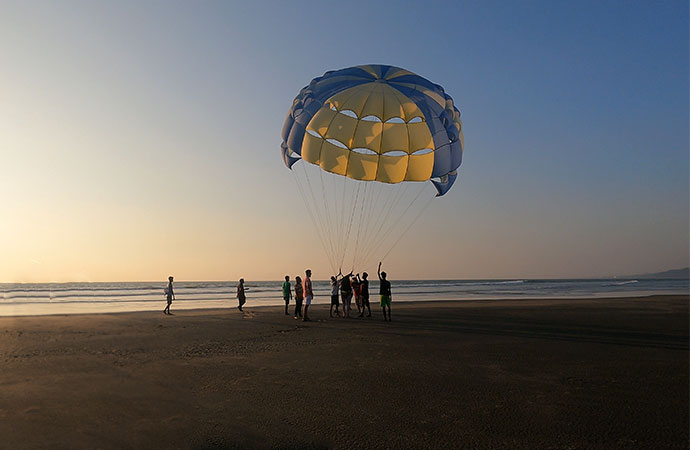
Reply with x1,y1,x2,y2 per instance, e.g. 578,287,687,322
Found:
164,276,175,315
340,271,353,318
352,275,362,314
378,262,391,322
237,278,247,312
330,275,341,318
357,272,371,317
294,276,303,319
282,275,292,315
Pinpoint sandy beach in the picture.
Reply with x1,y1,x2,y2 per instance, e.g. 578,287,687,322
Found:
0,295,687,449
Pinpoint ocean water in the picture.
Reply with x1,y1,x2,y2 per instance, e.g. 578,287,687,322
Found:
0,278,687,317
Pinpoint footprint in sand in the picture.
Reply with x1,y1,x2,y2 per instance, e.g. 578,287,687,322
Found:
242,311,256,319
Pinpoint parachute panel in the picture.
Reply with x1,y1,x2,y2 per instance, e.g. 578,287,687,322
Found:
381,122,410,154
319,140,349,176
352,120,383,151
405,152,435,181
347,152,378,181
376,154,408,184
301,132,323,165
407,122,434,153
307,107,338,137
324,112,359,147
359,85,385,120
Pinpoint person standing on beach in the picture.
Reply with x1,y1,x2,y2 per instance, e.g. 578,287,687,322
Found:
340,272,353,318
164,276,175,315
294,276,303,319
378,262,392,321
330,275,341,318
303,269,313,321
352,275,362,314
237,278,247,312
358,272,371,317
282,275,292,315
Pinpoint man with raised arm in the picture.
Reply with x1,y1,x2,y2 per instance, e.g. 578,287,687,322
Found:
378,262,392,322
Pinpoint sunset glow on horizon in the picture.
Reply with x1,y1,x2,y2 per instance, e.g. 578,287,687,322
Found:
1,1,687,283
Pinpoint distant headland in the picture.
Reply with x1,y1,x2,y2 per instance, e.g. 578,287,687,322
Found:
626,267,689,279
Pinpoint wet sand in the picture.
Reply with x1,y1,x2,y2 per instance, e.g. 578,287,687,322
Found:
0,295,687,449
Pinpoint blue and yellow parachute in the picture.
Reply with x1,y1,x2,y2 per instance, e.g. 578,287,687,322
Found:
281,64,463,196
281,65,464,271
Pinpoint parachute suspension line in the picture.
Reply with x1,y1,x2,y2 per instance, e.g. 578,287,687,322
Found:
292,166,337,272
347,180,363,271
336,170,349,268
357,186,400,267
380,195,435,262
299,164,329,251
374,185,427,265
297,162,435,275
359,181,410,267
362,181,397,267
362,182,431,269
350,180,370,270
327,172,339,270
317,167,338,263
341,179,362,272
302,164,341,273
362,183,432,266
358,179,388,259
352,182,376,269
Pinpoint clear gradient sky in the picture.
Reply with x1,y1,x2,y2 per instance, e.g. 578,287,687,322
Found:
1,0,688,282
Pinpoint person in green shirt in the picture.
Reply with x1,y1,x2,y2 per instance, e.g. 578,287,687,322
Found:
281,275,292,315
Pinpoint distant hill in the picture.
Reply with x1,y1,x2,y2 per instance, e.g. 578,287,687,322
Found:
627,267,689,279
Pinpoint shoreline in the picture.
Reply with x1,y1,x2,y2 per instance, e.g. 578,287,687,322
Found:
0,292,686,318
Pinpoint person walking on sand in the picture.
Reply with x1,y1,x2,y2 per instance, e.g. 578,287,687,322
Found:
282,275,292,315
163,276,175,315
358,272,371,317
330,275,341,318
294,276,303,319
378,262,392,322
303,269,313,322
237,278,247,312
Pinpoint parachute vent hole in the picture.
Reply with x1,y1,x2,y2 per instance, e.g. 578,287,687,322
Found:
385,117,405,124
326,138,349,149
339,109,358,118
361,115,382,122
330,104,337,111
408,117,423,123
382,150,408,157
306,129,322,138
411,148,433,155
351,148,378,155
431,174,449,184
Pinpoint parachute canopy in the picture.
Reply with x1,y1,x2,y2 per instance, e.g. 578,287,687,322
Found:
280,65,464,272
281,64,463,196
